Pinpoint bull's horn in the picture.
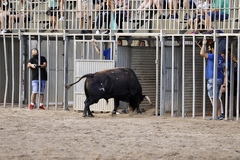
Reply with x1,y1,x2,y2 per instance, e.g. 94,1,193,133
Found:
145,96,152,105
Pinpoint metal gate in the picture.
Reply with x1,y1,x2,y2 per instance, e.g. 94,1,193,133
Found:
73,40,115,111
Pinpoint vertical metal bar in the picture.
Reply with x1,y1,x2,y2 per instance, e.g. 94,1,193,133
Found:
236,36,240,121
73,35,76,110
171,36,174,117
160,34,165,116
225,36,229,120
229,41,234,120
11,35,15,108
46,36,50,110
27,35,32,109
28,40,31,108
3,35,8,108
182,35,185,118
155,35,159,116
37,35,41,109
192,35,196,118
203,36,206,120
63,36,69,110
212,35,218,120
55,35,59,110
19,36,23,108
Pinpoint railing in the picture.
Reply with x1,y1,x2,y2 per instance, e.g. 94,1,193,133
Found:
0,0,239,34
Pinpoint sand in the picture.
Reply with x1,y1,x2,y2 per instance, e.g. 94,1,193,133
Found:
0,107,239,160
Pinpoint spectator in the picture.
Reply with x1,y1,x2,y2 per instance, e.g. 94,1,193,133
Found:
137,0,167,19
136,0,154,15
158,0,168,19
188,0,210,34
77,0,93,34
203,0,229,31
27,48,48,110
0,0,12,33
200,38,226,120
8,0,32,32
138,40,146,46
92,38,122,60
167,0,178,19
222,49,238,117
114,0,129,33
95,0,112,34
47,0,58,33
58,0,65,21
191,0,229,33
181,0,197,20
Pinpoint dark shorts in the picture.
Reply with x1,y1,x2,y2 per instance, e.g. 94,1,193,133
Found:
201,12,229,21
48,7,59,16
180,0,197,9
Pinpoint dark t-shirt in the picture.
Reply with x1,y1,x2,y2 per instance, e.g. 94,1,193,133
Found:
29,56,47,80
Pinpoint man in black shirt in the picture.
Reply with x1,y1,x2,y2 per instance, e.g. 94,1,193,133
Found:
27,48,47,110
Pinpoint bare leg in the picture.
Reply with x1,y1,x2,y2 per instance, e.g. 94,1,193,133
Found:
40,94,44,103
87,16,92,29
80,17,84,29
205,14,211,30
31,93,37,103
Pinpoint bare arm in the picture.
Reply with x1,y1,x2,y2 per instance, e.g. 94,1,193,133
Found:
200,39,208,58
27,62,36,69
27,61,47,69
92,39,101,55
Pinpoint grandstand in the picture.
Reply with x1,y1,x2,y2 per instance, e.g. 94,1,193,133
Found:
0,0,239,120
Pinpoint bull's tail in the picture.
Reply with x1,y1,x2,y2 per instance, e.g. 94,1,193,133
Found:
65,73,94,90
145,96,152,105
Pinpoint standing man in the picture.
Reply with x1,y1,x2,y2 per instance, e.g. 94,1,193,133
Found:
27,48,47,110
200,38,226,120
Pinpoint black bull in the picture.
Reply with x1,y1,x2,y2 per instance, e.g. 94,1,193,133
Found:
66,68,152,117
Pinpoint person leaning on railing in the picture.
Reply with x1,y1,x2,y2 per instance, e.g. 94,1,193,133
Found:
77,0,93,34
113,0,129,33
8,0,32,33
0,0,13,33
95,0,112,34
47,0,59,33
200,0,229,33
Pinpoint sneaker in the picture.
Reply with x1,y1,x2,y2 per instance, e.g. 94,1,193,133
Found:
190,31,198,34
96,30,100,34
167,13,178,19
39,105,45,110
1,29,7,34
80,30,86,34
29,104,34,110
59,16,64,21
5,30,12,33
184,13,190,20
158,14,165,19
102,30,110,34
87,30,92,34
217,114,225,120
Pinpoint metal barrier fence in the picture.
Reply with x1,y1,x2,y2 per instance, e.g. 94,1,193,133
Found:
0,0,239,33
0,33,239,121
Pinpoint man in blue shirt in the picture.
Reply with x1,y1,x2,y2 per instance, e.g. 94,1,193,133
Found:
200,38,226,120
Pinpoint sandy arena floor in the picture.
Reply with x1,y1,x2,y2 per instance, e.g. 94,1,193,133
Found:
0,107,239,160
